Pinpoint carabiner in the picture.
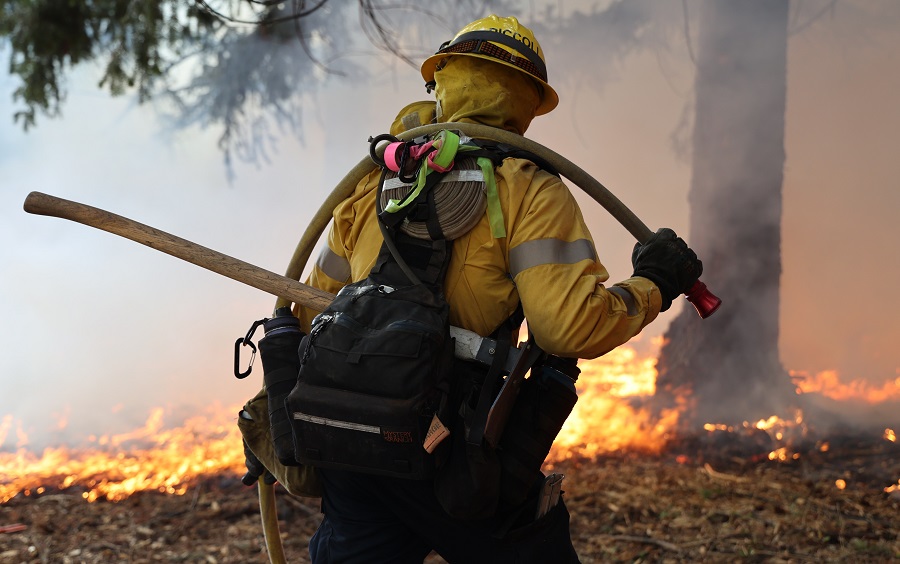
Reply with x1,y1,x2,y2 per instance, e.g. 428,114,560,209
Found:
234,338,257,379
233,318,266,379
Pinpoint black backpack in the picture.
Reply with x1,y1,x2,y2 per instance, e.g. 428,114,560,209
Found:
283,129,501,479
284,231,456,479
278,130,579,520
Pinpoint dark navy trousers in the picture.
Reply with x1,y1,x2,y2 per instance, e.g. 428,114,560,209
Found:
309,468,580,563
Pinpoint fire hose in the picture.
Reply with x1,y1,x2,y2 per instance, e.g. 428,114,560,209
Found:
23,123,720,564
277,122,721,314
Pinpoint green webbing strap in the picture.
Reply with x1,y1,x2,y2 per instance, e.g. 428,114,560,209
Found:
383,130,461,214
455,142,506,239
476,156,506,239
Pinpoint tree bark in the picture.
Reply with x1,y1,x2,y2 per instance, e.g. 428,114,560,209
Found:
656,0,795,426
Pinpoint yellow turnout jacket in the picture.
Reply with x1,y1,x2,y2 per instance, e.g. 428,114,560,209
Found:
299,151,662,360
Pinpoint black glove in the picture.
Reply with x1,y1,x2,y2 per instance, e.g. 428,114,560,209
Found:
631,228,703,312
242,438,277,486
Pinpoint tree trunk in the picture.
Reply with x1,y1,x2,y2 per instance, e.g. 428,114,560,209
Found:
656,0,795,426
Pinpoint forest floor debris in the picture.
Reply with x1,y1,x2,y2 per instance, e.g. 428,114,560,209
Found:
2,442,897,563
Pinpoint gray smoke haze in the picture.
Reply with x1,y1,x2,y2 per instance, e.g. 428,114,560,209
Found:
2,0,898,448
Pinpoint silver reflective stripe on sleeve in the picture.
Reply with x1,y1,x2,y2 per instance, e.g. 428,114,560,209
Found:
315,246,351,283
509,238,598,278
608,286,639,316
293,411,381,434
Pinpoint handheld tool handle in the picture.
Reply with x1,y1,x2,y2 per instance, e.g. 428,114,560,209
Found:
23,191,334,312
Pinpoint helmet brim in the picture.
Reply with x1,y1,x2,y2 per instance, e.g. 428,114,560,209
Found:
421,53,559,117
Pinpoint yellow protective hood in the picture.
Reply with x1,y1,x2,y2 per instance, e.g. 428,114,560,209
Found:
434,56,540,135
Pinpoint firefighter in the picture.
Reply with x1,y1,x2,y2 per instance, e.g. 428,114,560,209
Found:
251,15,702,563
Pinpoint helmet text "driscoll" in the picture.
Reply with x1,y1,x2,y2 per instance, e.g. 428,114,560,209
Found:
489,27,537,54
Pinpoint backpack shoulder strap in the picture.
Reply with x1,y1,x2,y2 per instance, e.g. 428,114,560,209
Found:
464,139,561,178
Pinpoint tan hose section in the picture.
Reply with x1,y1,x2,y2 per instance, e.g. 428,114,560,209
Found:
258,482,287,564
261,122,654,562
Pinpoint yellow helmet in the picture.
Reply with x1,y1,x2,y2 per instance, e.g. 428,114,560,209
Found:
420,15,559,116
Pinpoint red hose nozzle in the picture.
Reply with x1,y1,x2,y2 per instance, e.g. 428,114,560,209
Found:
685,280,721,319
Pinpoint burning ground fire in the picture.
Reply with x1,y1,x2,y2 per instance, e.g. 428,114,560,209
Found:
0,404,245,504
548,340,682,462
2,341,898,504
791,368,900,403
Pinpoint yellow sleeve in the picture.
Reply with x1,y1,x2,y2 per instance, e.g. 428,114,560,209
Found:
500,160,662,359
295,169,383,331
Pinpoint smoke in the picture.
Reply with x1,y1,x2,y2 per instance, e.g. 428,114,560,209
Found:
0,2,516,448
781,1,900,386
2,0,899,448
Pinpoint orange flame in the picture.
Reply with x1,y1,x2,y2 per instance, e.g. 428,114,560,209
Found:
791,370,900,403
0,414,30,450
547,340,681,464
4,345,897,504
3,343,677,503
0,404,244,504
0,415,10,447
702,409,808,462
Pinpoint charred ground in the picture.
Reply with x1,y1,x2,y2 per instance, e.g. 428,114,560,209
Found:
2,436,897,563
